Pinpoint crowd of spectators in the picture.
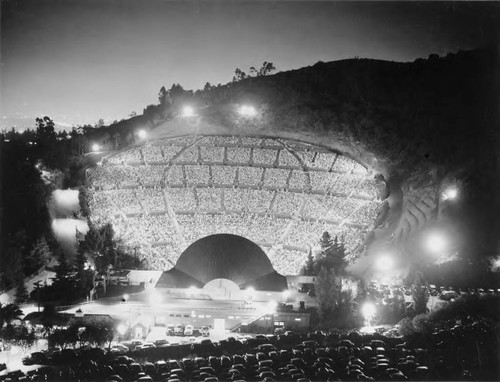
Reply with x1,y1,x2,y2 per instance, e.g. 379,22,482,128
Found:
166,166,184,185
349,202,384,226
268,247,308,275
124,214,177,246
141,244,179,270
175,213,289,247
166,188,196,211
185,165,210,185
323,197,366,222
197,188,223,211
277,149,299,167
309,171,340,192
142,145,166,163
237,167,262,186
252,148,277,166
334,156,355,172
330,174,364,195
226,147,251,164
285,220,338,248
107,147,143,165
211,166,236,186
84,135,386,275
106,189,142,215
200,146,225,163
176,146,200,163
262,168,289,188
88,189,121,219
136,188,165,213
270,192,304,216
288,170,308,191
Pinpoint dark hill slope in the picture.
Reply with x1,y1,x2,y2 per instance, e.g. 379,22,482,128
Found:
203,49,497,180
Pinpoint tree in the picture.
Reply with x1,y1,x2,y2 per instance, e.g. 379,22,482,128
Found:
302,248,316,276
0,303,24,331
158,86,168,105
203,82,213,92
24,237,51,273
14,277,30,305
41,304,58,346
2,324,36,354
319,231,333,250
95,119,105,128
314,266,339,319
233,68,247,82
258,61,276,76
412,285,430,315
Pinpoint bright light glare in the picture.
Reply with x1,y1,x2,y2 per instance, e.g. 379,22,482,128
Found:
238,105,257,117
282,290,290,299
182,105,194,117
92,143,100,152
361,303,376,320
117,324,127,335
426,232,447,253
122,294,129,302
376,255,394,271
246,287,255,294
137,129,147,139
443,187,458,200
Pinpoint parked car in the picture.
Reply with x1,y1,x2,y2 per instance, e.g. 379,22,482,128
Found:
201,325,210,337
174,324,184,336
184,325,194,336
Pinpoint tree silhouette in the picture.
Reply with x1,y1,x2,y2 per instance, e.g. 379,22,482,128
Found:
303,248,315,276
412,285,430,315
0,302,24,330
319,231,333,250
258,61,276,76
233,68,247,82
314,266,340,318
14,276,30,304
158,86,168,104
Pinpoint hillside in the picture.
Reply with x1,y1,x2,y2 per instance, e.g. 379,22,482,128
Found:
97,48,498,258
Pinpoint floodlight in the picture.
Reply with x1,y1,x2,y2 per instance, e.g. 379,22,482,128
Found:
361,302,376,320
376,255,394,271
443,187,458,200
117,324,128,335
426,232,447,253
181,105,195,117
92,143,100,152
238,105,257,117
137,129,147,139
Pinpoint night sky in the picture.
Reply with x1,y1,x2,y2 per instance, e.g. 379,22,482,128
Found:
1,0,497,129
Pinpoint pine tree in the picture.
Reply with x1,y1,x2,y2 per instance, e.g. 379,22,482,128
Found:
54,249,70,283
319,231,333,250
314,266,339,318
304,249,315,276
27,237,51,270
14,276,30,304
324,236,348,275
158,86,168,105
412,285,429,315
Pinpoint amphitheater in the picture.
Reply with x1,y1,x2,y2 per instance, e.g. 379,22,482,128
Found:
86,135,387,276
